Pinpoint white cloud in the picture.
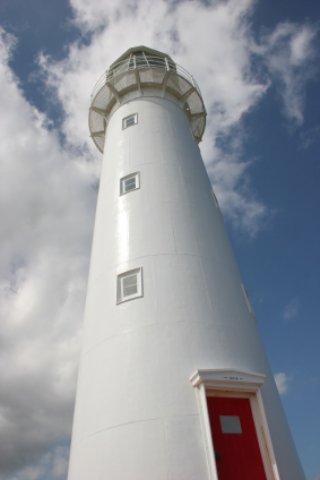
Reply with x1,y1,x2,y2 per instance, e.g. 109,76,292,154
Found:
0,27,96,477
274,372,290,396
1,445,69,480
256,22,318,125
283,298,300,321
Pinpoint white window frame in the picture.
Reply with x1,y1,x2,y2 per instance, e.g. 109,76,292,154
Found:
120,172,140,195
189,369,279,480
117,267,143,304
122,113,138,129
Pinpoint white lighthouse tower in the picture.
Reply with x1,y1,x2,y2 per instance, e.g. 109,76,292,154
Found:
67,46,305,480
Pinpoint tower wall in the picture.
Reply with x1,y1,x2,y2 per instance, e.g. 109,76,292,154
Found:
68,94,304,479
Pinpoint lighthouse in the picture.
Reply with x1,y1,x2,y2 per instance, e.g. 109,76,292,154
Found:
67,46,305,479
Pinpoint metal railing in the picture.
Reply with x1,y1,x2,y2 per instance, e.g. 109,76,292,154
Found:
90,55,202,101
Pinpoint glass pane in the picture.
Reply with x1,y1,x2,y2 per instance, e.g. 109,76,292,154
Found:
135,52,148,68
122,274,138,297
124,177,136,191
126,117,135,127
123,113,137,129
148,57,166,68
220,416,242,434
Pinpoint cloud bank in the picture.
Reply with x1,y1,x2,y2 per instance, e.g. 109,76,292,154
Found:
0,26,95,479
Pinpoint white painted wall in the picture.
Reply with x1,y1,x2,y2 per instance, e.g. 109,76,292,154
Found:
68,93,305,479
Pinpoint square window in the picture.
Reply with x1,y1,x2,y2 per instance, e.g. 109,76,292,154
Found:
120,172,140,195
117,268,143,303
122,113,138,129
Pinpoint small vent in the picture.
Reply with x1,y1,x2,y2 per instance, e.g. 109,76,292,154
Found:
120,172,140,195
122,113,138,129
241,283,253,314
212,190,220,208
117,268,143,303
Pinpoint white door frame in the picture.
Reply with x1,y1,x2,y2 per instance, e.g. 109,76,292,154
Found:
190,369,280,480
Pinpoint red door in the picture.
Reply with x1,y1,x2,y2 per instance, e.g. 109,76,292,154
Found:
207,396,267,480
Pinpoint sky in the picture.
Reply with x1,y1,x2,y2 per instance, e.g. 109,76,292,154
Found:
0,0,319,479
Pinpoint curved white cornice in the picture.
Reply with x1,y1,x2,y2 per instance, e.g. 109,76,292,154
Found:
190,369,266,392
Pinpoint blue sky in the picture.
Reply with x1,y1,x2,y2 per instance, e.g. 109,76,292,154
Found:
0,0,319,479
